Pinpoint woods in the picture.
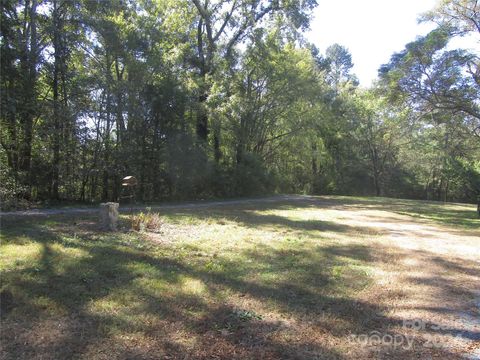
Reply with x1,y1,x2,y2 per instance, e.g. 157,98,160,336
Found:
1,0,479,209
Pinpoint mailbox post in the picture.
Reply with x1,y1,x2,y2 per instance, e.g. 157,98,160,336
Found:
121,176,137,212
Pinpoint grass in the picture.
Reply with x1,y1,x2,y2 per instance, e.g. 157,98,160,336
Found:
342,195,480,229
0,195,479,359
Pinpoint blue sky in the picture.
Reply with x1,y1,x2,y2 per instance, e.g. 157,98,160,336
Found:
306,0,438,86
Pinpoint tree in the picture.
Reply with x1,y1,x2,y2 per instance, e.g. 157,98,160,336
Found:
189,0,317,156
1,0,479,209
1,0,41,196
323,43,358,89
421,0,480,37
379,28,480,138
348,90,413,197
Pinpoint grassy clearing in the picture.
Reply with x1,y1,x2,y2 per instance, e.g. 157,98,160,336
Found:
1,196,479,359
336,195,480,229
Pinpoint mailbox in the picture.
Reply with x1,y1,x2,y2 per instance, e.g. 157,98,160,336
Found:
122,176,137,187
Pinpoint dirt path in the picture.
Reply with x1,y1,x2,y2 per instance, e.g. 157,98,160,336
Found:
0,195,303,217
327,205,480,358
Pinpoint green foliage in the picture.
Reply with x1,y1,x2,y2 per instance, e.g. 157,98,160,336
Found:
377,0,480,203
0,156,29,211
234,153,275,196
1,0,479,208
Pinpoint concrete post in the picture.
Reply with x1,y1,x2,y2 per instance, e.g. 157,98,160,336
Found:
100,202,119,231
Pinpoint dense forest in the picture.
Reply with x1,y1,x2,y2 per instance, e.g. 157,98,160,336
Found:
1,0,479,209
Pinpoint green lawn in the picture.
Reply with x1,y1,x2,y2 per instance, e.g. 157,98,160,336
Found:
1,196,479,359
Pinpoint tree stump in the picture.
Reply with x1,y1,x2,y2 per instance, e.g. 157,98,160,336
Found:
477,196,480,218
100,202,119,231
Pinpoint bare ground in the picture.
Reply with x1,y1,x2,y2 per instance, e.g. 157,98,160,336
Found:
323,204,480,359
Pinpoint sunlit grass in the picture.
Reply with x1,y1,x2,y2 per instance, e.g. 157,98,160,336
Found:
1,195,478,359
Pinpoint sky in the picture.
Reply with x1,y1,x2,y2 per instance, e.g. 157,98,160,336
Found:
306,0,439,86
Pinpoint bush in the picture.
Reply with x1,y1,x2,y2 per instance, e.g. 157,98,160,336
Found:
131,210,162,231
234,153,275,196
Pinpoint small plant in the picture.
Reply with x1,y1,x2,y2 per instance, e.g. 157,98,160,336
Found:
131,211,162,231
220,309,263,332
231,309,262,322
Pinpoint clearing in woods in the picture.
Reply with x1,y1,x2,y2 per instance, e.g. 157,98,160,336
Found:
1,195,479,359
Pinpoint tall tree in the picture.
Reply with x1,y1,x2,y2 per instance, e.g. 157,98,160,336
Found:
190,0,317,155
323,43,357,89
1,0,41,196
379,28,480,138
421,0,480,37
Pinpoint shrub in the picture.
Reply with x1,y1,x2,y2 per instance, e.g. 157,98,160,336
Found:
234,153,275,196
131,211,162,231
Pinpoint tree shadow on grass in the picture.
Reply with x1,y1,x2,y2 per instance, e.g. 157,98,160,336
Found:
186,195,480,231
2,216,350,359
1,214,477,359
162,208,387,237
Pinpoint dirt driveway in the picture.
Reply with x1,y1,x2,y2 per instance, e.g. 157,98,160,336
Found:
320,202,480,359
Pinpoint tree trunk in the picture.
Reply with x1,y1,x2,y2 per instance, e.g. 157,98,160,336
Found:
114,57,125,145
51,0,61,200
102,169,109,201
196,92,209,142
311,142,318,175
102,53,113,201
19,0,38,192
213,126,221,162
236,142,244,164
438,177,444,201
444,179,449,203
3,79,18,175
373,172,381,196
477,196,480,218
370,145,381,196
103,95,112,201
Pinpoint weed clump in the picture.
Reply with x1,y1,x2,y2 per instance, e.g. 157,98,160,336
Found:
131,210,162,231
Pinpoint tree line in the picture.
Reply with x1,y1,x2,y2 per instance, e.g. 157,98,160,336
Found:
1,0,479,209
